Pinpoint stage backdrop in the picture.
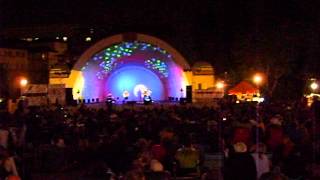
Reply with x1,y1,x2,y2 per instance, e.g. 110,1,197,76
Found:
62,33,191,101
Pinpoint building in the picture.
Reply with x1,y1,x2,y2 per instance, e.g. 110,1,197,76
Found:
0,48,28,98
0,40,70,99
191,62,217,102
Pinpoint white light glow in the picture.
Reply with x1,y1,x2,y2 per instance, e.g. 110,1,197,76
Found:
311,82,319,90
216,81,225,89
253,74,263,85
20,79,28,87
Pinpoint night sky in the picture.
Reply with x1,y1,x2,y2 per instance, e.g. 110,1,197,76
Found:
1,0,320,75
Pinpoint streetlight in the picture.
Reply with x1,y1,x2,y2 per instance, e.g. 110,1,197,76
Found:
216,81,225,89
310,82,319,91
20,78,28,87
252,73,264,148
253,73,264,97
253,74,263,86
17,77,28,106
216,81,225,97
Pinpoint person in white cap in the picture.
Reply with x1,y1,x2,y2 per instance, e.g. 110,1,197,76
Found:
224,142,257,180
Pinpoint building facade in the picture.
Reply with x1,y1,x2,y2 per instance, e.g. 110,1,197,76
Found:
0,48,28,98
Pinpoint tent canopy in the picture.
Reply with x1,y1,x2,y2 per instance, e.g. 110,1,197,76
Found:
228,81,259,94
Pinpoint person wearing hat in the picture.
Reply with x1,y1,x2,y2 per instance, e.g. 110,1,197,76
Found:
144,159,171,180
224,142,257,180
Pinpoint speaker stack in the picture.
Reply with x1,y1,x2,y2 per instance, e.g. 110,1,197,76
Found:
186,85,192,103
65,88,77,106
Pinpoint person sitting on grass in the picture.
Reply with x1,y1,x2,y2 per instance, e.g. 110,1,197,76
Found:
175,139,200,176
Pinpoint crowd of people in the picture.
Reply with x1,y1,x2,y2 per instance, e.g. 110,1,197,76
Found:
0,97,320,180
